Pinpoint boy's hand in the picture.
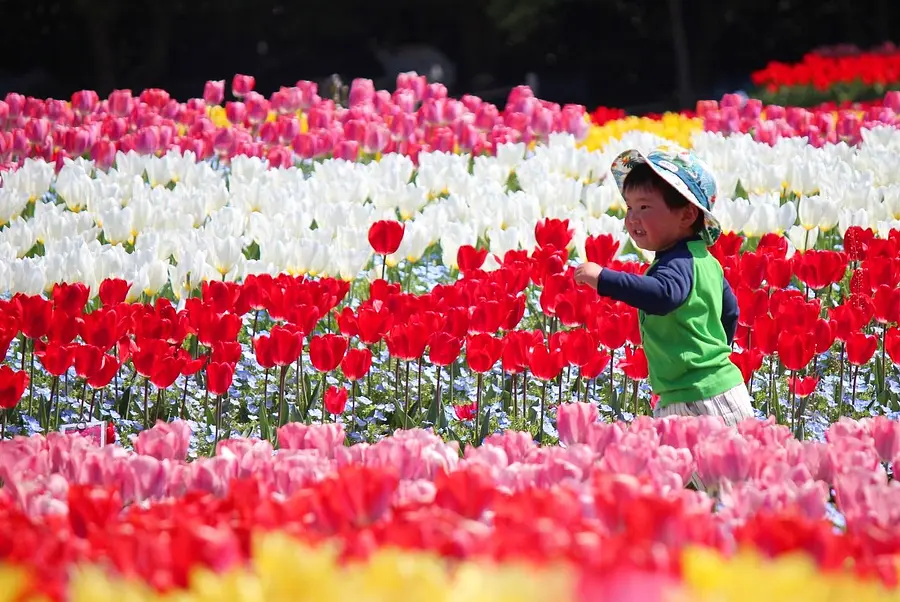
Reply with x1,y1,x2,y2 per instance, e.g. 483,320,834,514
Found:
574,262,603,289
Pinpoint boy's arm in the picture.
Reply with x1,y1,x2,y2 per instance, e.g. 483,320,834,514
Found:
721,278,739,346
595,255,694,315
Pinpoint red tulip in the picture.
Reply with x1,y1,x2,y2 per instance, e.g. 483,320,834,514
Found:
730,349,764,384
340,347,372,381
527,342,564,381
206,361,235,396
99,278,130,306
584,234,621,267
428,332,462,367
465,333,505,373
309,334,348,372
367,220,404,255
324,385,349,415
787,375,819,397
846,332,878,366
457,245,488,272
777,331,816,371
0,365,28,409
886,326,900,365
618,346,649,381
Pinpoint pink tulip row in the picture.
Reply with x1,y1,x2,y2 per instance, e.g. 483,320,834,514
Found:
0,74,590,170
2,408,898,532
696,91,900,146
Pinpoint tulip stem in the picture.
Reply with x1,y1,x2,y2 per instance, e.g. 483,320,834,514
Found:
88,389,97,420
78,380,88,422
631,378,639,416
557,372,563,406
539,380,547,445
475,372,483,445
416,358,423,412
851,364,859,414
298,349,307,417
511,373,518,419
522,370,528,418
214,394,223,445
47,376,59,432
790,369,797,433
403,360,411,429
321,372,327,423
277,365,288,426
381,254,387,281
448,362,455,410
388,357,400,403
155,388,165,423
881,326,888,402
143,378,150,429
366,344,373,399
29,346,35,416
434,365,443,426
350,380,358,433
608,349,616,417
1,410,5,439
180,375,190,419
837,343,845,419
260,368,270,439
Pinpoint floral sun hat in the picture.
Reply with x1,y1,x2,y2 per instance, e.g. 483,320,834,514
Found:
610,143,722,245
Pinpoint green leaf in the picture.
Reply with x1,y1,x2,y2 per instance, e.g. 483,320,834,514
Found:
447,427,467,455
478,407,493,445
610,386,621,419
259,401,271,442
116,388,132,418
874,358,885,394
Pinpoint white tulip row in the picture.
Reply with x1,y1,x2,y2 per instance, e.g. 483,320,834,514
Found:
0,129,899,299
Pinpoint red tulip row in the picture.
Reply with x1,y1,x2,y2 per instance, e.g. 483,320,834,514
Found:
751,50,900,106
0,219,897,444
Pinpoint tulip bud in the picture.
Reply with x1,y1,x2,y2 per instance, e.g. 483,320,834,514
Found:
4,93,24,118
108,89,133,117
349,78,375,107
334,140,359,161
225,101,247,125
232,74,255,98
204,80,225,105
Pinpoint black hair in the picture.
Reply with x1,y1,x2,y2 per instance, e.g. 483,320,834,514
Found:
622,163,705,233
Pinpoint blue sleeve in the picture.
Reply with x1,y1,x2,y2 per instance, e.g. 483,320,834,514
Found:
595,251,694,315
721,278,739,346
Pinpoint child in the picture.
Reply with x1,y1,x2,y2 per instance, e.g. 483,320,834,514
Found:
574,144,755,427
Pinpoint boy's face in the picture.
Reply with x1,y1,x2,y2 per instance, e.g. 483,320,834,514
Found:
624,185,698,252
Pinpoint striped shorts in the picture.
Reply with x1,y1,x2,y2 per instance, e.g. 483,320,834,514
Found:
653,383,756,491
652,383,756,426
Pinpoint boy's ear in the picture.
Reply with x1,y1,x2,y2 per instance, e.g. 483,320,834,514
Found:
682,204,700,225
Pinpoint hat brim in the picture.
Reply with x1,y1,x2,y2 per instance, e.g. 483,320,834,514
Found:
610,149,722,245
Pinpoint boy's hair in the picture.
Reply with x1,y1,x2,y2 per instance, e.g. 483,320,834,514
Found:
622,163,705,233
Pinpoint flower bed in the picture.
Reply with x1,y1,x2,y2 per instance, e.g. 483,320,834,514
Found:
0,70,899,598
1,416,900,600
751,49,900,106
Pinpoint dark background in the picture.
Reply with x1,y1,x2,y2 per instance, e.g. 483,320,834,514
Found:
0,0,895,112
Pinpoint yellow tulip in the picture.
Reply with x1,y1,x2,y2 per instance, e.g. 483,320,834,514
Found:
581,114,703,151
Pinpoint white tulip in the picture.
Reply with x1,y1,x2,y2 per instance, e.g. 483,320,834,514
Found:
787,225,818,253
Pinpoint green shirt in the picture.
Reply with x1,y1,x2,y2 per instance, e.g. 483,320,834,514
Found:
596,237,744,407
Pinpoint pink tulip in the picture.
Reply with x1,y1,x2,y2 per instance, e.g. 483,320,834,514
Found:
231,73,255,98
204,80,225,105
